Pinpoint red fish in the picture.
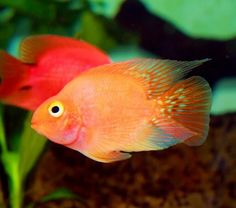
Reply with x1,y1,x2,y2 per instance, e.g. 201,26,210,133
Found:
31,58,212,163
0,35,110,110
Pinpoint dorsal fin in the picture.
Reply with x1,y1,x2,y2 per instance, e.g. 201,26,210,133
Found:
88,58,209,99
19,34,109,64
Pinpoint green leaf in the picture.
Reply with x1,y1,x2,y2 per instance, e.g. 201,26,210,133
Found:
109,45,155,61
18,113,47,182
27,188,83,208
1,151,23,208
0,7,15,24
140,0,236,40
0,105,23,208
211,78,236,115
0,104,7,153
0,0,56,20
79,12,117,50
40,188,81,203
88,0,125,18
68,0,85,10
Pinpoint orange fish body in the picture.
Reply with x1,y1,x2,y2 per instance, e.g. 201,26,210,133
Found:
0,35,110,110
31,59,212,163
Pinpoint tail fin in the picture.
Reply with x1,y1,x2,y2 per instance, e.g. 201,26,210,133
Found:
0,50,28,97
153,76,212,146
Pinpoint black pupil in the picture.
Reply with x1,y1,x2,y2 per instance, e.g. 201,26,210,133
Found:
51,106,60,113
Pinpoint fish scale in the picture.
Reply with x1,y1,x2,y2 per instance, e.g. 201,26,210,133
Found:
31,58,212,163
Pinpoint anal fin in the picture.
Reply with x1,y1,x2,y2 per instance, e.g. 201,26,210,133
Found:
143,127,182,151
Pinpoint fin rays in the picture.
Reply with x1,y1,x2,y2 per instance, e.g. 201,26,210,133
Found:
84,58,209,99
153,76,212,146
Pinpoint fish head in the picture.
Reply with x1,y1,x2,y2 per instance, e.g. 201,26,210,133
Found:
31,96,82,145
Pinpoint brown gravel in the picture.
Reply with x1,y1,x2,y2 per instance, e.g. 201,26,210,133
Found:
24,114,236,208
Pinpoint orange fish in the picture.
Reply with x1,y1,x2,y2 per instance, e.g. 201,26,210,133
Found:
0,35,110,110
31,58,212,163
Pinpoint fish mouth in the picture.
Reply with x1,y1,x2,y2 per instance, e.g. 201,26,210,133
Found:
31,120,37,129
31,119,43,134
31,116,46,136
31,112,39,129
31,120,38,131
30,121,45,136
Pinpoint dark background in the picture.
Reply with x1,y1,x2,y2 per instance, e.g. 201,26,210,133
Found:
117,0,236,87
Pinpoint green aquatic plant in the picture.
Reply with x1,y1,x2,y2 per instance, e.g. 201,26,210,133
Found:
0,106,80,208
0,106,46,208
139,0,236,40
88,0,125,18
0,0,55,20
26,188,83,208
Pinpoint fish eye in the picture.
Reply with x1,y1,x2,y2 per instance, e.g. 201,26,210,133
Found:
48,101,64,118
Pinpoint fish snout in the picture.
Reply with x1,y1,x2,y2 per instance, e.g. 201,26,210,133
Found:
31,119,37,129
31,114,39,130
31,115,45,137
